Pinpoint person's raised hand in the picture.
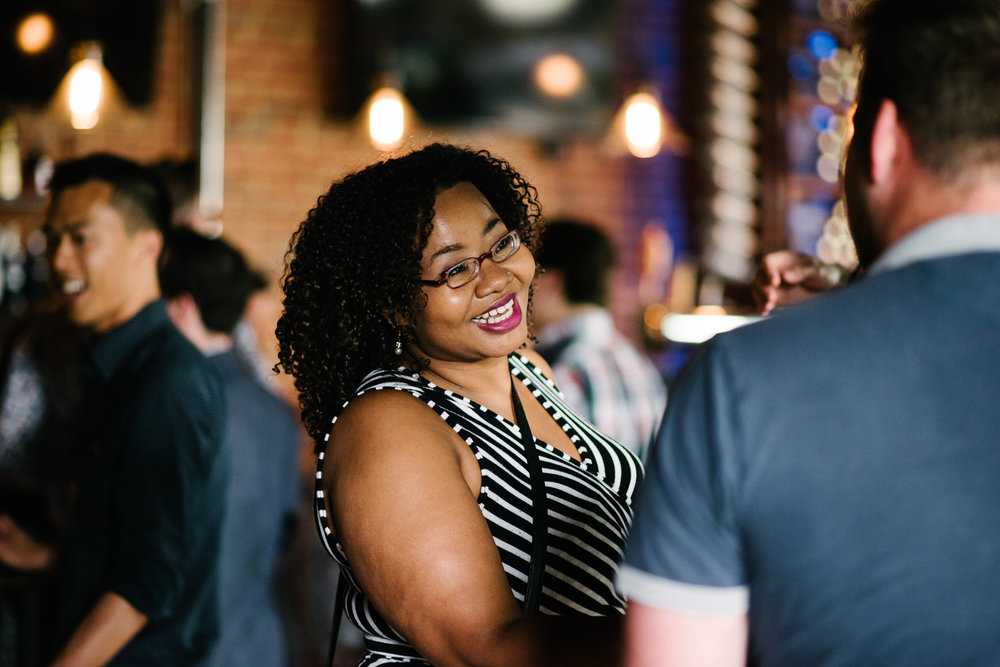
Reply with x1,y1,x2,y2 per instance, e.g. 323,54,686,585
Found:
753,251,846,315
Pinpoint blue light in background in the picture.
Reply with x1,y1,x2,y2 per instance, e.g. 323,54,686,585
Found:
807,30,838,60
810,104,835,132
788,52,813,80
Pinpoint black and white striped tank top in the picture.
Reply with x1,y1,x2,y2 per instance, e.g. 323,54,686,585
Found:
314,353,643,666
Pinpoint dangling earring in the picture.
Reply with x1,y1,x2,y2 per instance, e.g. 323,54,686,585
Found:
394,332,403,356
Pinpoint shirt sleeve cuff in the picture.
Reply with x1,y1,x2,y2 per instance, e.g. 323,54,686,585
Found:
616,564,749,615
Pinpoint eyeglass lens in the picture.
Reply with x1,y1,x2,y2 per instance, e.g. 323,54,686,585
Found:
445,230,520,288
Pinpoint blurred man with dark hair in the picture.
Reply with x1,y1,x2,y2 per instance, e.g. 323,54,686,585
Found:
0,153,228,664
619,1,1000,664
161,227,301,667
533,218,666,457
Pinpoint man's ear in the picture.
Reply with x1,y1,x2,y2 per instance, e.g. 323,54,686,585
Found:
136,228,164,263
166,292,196,323
870,99,903,186
166,292,206,342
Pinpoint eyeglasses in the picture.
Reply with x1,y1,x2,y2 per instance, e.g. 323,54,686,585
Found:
420,229,522,289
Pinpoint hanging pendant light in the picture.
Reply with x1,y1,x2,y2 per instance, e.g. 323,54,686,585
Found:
367,86,407,151
623,90,663,158
65,42,107,130
356,72,418,152
606,86,689,159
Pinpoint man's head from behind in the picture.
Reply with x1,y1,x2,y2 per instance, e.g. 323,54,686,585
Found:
844,0,1000,265
852,0,1000,180
533,218,615,330
160,227,261,342
44,153,172,333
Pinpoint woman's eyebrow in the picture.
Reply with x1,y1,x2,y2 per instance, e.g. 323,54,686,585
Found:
483,217,502,235
428,217,503,261
428,242,463,261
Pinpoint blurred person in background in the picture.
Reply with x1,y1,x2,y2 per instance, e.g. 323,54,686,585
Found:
0,153,227,664
532,218,666,459
0,304,86,542
161,227,301,667
0,302,87,666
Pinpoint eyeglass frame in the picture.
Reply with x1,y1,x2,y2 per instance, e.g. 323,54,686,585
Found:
419,229,522,289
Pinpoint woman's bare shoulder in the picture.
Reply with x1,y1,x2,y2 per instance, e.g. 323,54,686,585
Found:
330,387,452,455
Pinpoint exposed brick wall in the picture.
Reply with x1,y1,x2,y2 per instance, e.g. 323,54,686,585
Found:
216,0,628,273
6,0,656,369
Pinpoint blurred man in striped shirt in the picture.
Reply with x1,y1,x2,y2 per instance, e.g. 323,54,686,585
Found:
532,219,666,459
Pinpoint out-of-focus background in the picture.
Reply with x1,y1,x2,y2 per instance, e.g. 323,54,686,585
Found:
0,0,861,384
0,2,867,663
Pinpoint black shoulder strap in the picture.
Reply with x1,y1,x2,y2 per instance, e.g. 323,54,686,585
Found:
510,377,548,615
327,376,549,667
327,569,348,667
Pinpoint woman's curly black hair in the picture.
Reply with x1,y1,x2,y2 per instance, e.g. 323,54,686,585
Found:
275,143,543,448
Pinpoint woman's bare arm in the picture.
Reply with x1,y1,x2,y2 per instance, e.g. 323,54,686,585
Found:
326,390,621,666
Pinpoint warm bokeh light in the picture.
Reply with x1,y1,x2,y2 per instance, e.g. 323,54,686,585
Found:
0,120,23,201
623,92,662,158
693,304,728,316
68,59,104,130
534,53,584,98
642,302,669,340
844,101,856,145
661,312,759,345
479,0,577,25
367,87,406,151
17,13,54,55
605,88,688,159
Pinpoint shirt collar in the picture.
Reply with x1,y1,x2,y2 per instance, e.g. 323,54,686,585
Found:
86,300,171,380
869,212,1000,275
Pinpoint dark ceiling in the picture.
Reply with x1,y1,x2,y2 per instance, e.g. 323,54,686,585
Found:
2,0,160,109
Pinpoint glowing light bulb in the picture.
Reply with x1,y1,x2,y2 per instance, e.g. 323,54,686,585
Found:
534,53,584,98
624,92,662,158
17,13,54,54
68,59,103,130
479,0,577,25
368,87,406,151
0,120,22,201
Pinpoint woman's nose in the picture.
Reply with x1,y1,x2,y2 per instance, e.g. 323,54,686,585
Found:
475,257,511,294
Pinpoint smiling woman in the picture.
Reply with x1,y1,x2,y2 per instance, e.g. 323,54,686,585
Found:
410,182,535,366
275,143,642,666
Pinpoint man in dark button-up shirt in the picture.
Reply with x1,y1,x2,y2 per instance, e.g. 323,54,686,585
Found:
161,228,301,667
0,154,227,664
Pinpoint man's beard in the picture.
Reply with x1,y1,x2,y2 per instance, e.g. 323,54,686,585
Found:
843,142,883,270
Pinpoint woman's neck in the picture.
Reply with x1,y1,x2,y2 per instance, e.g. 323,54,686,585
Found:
418,354,514,408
